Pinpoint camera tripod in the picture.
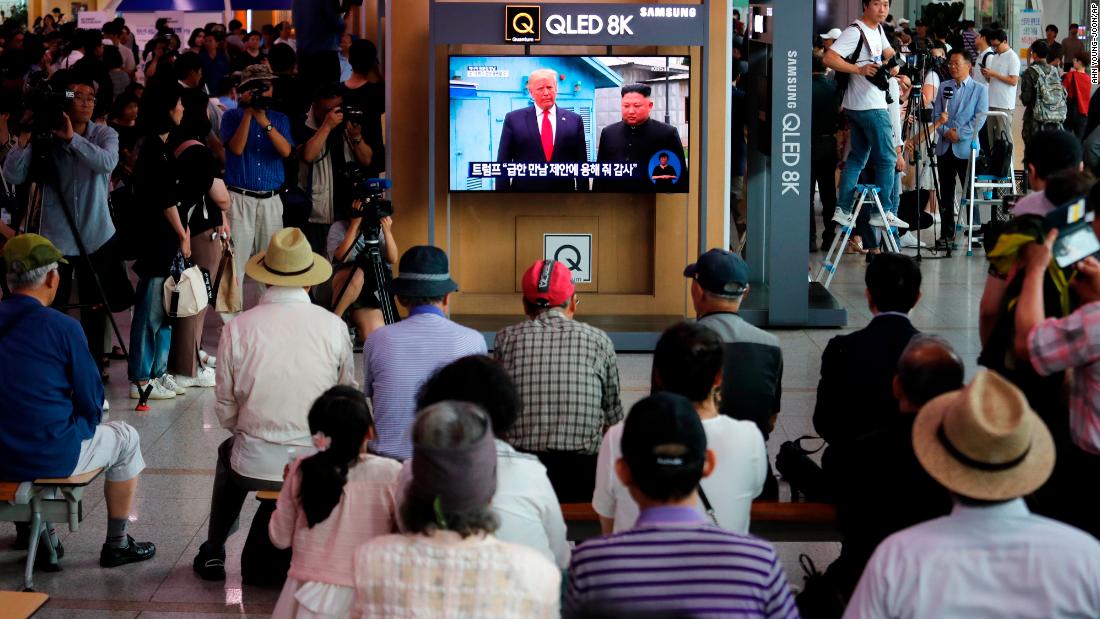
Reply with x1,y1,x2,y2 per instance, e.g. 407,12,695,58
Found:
903,81,946,261
22,137,129,359
332,218,399,328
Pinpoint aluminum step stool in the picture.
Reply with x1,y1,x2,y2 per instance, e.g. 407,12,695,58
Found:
957,111,1017,256
816,184,900,288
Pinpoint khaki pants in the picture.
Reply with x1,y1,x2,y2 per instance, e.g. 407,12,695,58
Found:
168,231,223,377
226,191,283,315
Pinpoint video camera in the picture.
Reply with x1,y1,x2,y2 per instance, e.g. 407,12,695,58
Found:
341,166,393,227
22,78,74,139
238,80,272,110
904,49,946,78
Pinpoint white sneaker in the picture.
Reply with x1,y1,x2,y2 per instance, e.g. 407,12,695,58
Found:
129,381,176,400
885,213,910,229
832,210,856,227
899,232,928,248
159,374,186,396
175,367,216,388
869,213,887,227
199,350,216,368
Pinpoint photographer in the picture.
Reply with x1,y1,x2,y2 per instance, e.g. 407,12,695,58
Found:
298,83,374,254
823,0,907,232
220,65,294,313
328,206,397,342
3,69,129,377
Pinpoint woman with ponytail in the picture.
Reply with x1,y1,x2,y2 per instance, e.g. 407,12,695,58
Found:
270,386,401,619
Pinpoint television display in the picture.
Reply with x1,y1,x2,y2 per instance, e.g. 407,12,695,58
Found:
449,55,691,193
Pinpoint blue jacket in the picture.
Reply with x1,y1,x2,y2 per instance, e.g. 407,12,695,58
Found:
934,76,989,160
0,295,101,480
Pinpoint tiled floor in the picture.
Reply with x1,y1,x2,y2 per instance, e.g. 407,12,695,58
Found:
0,245,990,616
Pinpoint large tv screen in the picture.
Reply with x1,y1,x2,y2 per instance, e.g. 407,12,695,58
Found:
449,56,690,193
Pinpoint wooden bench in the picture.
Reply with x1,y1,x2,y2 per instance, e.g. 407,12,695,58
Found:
0,591,49,618
560,500,840,543
0,469,104,591
256,490,280,501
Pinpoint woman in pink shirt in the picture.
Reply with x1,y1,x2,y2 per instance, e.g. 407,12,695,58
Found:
270,386,402,618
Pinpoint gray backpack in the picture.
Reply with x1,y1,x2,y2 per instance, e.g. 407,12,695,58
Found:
1030,64,1067,124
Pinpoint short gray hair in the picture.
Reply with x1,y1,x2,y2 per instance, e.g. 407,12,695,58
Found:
897,334,965,406
6,262,58,291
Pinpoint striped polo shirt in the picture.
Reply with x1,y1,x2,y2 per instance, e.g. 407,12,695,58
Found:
363,306,487,461
565,506,798,619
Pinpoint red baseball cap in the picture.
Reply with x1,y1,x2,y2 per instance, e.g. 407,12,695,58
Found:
522,259,576,307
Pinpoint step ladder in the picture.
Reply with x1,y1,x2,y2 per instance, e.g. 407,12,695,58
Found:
816,184,900,288
957,111,1017,256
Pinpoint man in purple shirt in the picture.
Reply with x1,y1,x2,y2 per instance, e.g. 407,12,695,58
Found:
566,393,798,618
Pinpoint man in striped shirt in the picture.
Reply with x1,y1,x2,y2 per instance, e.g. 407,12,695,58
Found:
363,246,486,460
565,393,798,619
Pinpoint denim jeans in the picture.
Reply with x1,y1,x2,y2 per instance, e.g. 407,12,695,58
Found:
837,109,897,216
128,276,171,382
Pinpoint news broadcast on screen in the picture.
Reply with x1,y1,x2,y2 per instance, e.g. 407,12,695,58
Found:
449,55,691,193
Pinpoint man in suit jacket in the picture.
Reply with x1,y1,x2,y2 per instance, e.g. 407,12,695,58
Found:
596,83,688,192
932,48,988,246
496,68,588,191
814,253,922,491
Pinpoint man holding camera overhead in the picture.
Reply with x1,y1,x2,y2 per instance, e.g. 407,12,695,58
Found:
823,0,908,232
220,64,295,313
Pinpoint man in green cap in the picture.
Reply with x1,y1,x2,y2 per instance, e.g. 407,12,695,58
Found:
0,234,156,567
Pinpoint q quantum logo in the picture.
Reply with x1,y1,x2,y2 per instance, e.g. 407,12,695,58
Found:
506,5,541,43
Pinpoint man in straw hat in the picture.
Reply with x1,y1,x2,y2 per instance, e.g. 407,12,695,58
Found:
845,370,1100,618
193,228,356,581
220,63,294,316
363,245,486,461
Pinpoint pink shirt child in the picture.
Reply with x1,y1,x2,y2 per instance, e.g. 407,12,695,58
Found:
270,453,402,586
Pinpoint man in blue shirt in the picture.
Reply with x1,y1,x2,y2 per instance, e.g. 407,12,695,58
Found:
0,234,155,568
220,64,294,313
364,246,487,460
932,48,988,248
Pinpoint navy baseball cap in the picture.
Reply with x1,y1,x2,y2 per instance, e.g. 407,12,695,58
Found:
684,249,749,296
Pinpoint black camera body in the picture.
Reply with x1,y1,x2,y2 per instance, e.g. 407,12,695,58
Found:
342,104,367,125
341,165,393,227
238,81,271,110
867,56,900,103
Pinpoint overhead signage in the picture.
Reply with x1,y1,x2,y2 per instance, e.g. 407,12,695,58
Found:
505,5,541,43
433,2,708,46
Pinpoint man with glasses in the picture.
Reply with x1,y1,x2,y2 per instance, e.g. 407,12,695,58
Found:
494,259,623,502
932,49,988,248
4,70,126,377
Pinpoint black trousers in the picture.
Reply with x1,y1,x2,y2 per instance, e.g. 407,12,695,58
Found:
812,135,839,243
53,237,133,365
937,149,970,240
206,437,282,549
533,451,598,503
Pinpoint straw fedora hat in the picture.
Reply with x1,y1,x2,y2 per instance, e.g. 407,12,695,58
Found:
912,369,1055,501
245,228,332,287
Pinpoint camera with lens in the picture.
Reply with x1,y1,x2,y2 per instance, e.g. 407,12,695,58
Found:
341,165,393,227
341,104,367,125
23,79,73,139
238,80,271,110
867,56,900,103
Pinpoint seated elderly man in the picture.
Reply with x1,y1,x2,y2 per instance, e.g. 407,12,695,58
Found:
0,234,155,567
192,228,356,581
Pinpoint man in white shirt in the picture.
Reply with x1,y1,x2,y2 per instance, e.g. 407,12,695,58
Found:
979,28,1020,147
845,370,1100,618
193,228,356,582
970,28,995,87
102,22,136,79
823,0,908,232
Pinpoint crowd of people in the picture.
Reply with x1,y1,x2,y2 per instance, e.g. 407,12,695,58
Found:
797,0,1100,255
1,1,1100,618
